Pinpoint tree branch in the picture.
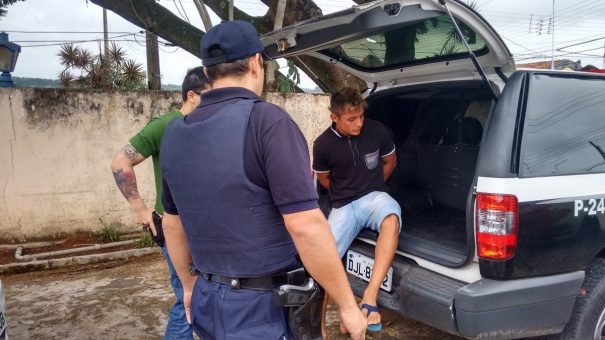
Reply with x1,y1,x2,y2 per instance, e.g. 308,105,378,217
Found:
89,0,203,57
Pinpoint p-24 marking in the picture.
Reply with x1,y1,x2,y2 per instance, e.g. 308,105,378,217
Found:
574,198,605,217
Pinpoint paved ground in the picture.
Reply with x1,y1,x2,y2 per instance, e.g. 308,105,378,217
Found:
2,253,461,339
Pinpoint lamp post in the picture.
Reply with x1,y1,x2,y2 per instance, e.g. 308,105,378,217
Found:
0,32,21,87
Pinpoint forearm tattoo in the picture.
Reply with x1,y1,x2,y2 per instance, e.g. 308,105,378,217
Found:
121,144,141,161
112,168,141,200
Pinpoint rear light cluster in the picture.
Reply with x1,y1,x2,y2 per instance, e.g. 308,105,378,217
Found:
476,193,518,260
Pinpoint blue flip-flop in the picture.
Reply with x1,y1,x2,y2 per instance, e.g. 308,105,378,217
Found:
361,303,383,332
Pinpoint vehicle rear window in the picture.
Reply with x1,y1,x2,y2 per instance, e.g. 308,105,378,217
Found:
521,74,605,177
320,14,487,70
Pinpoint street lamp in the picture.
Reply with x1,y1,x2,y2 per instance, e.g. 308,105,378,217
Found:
0,32,21,87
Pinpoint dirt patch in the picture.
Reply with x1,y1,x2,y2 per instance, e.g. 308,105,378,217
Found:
4,255,170,339
3,256,463,340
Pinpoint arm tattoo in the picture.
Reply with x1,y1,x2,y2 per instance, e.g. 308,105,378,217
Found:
112,168,141,200
121,144,141,161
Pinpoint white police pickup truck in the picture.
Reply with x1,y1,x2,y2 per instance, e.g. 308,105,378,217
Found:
263,0,605,338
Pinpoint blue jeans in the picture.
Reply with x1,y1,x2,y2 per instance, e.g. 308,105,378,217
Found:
161,246,194,340
328,191,402,257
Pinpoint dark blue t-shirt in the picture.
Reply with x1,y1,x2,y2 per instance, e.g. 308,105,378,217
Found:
162,87,319,215
312,119,395,208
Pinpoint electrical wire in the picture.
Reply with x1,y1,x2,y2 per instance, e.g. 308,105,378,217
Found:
172,0,190,23
3,30,142,34
178,0,191,22
13,33,134,43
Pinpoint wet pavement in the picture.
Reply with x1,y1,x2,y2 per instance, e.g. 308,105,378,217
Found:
2,253,460,339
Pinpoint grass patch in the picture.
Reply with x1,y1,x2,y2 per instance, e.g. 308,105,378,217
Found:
97,218,121,243
135,232,155,248
97,225,120,243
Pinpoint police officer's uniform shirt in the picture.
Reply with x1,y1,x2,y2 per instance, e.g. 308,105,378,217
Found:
162,87,319,215
313,119,395,208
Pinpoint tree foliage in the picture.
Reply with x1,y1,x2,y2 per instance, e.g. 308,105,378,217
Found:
277,59,301,93
58,42,146,90
0,0,24,17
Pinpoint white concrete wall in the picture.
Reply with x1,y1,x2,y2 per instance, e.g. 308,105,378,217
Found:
0,88,331,240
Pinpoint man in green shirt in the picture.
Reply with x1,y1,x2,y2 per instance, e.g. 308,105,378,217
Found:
110,66,210,339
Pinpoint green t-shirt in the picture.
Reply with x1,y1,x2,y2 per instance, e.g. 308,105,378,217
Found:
129,110,183,214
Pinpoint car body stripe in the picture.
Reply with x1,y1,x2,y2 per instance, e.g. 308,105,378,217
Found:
477,174,605,202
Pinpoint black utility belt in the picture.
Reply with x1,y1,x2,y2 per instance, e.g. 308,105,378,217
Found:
193,266,308,291
191,264,324,339
202,272,288,290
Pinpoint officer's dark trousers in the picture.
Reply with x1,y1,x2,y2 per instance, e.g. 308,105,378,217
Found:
190,278,292,340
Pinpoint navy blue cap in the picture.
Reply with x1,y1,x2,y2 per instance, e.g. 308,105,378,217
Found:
200,20,264,67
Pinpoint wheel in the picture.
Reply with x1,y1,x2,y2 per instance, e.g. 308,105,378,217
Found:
562,258,605,340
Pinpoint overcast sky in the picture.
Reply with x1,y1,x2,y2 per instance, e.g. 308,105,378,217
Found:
2,0,604,88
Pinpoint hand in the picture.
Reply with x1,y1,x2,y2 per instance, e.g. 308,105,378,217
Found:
135,206,156,236
183,288,193,324
338,305,367,340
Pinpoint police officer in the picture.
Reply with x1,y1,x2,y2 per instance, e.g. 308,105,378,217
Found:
160,21,367,339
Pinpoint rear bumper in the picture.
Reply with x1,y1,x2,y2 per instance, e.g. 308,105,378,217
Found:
455,271,584,339
348,243,584,339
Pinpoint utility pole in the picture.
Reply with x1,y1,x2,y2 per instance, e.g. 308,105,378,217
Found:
551,0,555,70
229,0,234,20
265,0,287,91
103,8,109,57
146,31,161,90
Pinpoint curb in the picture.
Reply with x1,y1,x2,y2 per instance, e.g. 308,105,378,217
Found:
0,247,161,275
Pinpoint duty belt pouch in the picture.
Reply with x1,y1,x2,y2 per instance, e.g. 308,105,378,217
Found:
273,268,324,340
148,211,165,247
288,283,324,340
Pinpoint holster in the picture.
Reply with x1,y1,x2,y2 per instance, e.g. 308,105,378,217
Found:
147,211,165,247
273,268,324,340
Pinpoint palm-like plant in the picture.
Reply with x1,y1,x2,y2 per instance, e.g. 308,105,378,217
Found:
58,69,75,88
107,42,126,67
57,42,146,90
116,59,146,90
58,44,79,68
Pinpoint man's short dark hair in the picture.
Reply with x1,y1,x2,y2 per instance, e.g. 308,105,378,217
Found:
204,58,251,83
329,87,367,117
182,66,210,102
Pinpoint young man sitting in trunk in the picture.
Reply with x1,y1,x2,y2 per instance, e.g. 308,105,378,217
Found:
313,87,401,332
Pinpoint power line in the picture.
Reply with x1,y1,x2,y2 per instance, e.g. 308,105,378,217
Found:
19,33,174,49
21,39,143,48
3,30,143,34
13,33,137,43
172,0,190,23
15,33,135,44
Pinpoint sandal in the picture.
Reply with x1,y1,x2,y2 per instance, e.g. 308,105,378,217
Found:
361,303,382,332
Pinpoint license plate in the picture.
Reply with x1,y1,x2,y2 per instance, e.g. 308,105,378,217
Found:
346,250,393,292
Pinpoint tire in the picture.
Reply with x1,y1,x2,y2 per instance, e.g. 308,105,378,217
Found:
561,258,605,340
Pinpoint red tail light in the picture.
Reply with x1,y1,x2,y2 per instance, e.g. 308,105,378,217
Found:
476,193,518,260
